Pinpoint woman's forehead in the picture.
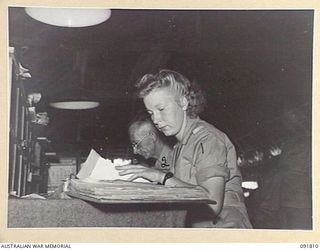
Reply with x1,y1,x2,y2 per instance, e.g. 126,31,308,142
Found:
144,87,176,104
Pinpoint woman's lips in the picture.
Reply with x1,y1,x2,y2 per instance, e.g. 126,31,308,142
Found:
159,126,167,131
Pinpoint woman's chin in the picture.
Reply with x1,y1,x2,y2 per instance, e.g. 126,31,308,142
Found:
163,130,173,137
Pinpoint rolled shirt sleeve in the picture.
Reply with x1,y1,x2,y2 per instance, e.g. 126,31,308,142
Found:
194,134,230,185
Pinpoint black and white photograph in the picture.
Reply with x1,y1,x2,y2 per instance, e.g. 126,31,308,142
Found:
5,3,315,240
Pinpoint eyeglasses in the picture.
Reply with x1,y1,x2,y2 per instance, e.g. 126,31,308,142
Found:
131,133,150,150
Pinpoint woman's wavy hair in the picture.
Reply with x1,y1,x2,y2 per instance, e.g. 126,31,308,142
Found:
135,69,206,118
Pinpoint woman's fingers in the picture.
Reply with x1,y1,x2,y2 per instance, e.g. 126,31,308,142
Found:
116,164,164,183
118,168,145,176
127,175,139,182
115,164,146,170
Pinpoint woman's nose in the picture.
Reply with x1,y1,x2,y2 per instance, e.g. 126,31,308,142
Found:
152,112,160,125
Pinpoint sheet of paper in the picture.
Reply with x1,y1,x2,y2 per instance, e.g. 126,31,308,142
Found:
77,149,149,183
76,149,100,179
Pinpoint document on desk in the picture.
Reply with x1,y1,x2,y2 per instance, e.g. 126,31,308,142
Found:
77,149,149,183
68,149,214,204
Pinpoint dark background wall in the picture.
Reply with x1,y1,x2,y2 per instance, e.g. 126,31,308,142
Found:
9,8,313,156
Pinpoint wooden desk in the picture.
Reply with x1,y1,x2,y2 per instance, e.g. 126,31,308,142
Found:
7,198,187,228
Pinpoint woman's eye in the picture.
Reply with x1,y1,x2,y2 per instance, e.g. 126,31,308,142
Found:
159,107,164,111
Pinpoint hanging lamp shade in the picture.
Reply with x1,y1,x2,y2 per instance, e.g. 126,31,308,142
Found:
50,101,100,110
49,86,101,110
25,7,111,27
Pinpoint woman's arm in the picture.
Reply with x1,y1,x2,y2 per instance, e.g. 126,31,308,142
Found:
116,163,223,213
116,164,224,213
165,175,225,215
198,176,225,216
115,164,193,186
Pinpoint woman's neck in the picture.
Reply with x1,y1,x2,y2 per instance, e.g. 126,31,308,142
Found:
175,112,187,142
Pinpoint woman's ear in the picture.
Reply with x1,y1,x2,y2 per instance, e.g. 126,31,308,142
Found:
180,96,189,111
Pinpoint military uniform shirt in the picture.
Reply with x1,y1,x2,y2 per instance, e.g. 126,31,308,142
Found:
154,144,173,172
171,117,252,228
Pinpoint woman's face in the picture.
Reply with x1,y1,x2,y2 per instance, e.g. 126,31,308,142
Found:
143,87,185,137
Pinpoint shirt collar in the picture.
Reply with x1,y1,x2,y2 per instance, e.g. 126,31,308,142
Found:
180,117,200,145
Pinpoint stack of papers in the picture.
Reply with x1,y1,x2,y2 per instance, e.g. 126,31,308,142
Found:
76,149,149,183
66,149,213,204
67,179,212,204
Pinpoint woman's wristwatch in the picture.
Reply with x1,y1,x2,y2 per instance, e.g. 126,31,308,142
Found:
162,172,174,185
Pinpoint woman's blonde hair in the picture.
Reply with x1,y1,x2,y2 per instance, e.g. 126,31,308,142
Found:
135,69,206,118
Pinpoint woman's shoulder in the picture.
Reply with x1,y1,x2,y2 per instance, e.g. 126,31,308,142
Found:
194,119,226,138
191,119,235,149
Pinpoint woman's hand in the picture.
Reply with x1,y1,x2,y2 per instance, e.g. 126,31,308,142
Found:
115,164,165,183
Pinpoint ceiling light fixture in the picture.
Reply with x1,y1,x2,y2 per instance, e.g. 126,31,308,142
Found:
25,7,111,27
50,101,100,110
